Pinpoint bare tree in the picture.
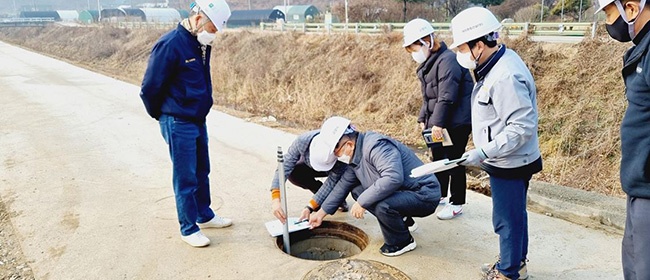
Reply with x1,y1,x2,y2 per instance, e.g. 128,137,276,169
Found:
444,0,470,19
398,0,428,22
514,5,540,22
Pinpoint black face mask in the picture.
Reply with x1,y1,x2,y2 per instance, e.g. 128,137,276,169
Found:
607,15,632,42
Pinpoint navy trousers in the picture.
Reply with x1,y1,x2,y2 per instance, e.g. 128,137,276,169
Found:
159,114,215,236
351,185,439,246
490,175,530,279
623,196,650,280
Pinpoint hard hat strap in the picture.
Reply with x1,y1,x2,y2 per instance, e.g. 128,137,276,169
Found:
614,0,647,40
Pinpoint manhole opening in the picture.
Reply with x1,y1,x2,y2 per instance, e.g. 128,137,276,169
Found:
275,221,369,261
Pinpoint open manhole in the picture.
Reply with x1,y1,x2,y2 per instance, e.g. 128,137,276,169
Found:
302,259,411,280
275,221,369,261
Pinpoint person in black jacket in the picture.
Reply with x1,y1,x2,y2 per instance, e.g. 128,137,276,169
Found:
597,1,650,279
402,18,473,221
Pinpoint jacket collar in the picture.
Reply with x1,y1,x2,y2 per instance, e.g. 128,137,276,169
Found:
417,42,448,74
625,21,650,69
474,44,506,81
633,20,650,45
177,22,202,49
349,133,365,167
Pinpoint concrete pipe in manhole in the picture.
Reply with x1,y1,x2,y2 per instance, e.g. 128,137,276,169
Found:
302,259,411,280
275,221,369,261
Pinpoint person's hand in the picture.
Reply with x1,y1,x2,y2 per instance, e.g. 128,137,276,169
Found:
431,126,444,140
271,198,286,224
350,202,365,219
459,148,488,167
419,122,426,130
309,209,327,229
298,207,311,222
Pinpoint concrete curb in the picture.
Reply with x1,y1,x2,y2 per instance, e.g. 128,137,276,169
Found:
527,180,626,235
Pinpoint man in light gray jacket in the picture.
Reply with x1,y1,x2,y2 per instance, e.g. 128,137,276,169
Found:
451,7,542,280
308,116,441,257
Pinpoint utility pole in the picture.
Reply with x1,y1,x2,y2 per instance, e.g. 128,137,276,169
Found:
283,0,288,22
345,0,348,24
540,0,544,22
579,0,583,22
248,0,251,10
561,0,565,21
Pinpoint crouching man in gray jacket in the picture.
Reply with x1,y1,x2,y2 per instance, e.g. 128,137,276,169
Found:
307,116,441,257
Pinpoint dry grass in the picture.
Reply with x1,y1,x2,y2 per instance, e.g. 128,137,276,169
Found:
0,26,630,197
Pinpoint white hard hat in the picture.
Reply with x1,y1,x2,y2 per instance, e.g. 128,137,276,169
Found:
194,0,231,32
449,7,502,49
402,18,435,48
309,116,351,171
595,0,616,13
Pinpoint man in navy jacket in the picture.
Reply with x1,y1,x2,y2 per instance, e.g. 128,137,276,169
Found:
140,0,232,248
597,1,650,279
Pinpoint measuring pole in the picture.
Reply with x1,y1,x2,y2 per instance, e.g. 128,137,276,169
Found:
277,146,291,254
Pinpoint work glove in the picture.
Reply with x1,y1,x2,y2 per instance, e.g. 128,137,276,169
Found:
459,148,488,167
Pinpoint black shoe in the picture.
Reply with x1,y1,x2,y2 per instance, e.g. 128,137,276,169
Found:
380,236,417,257
338,201,349,212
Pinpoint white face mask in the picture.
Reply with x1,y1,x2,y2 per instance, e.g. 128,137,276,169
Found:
197,30,217,46
411,40,430,64
456,50,477,69
336,143,352,164
337,154,351,164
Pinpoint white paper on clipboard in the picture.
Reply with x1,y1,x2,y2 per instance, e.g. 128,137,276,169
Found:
264,217,311,237
410,155,469,178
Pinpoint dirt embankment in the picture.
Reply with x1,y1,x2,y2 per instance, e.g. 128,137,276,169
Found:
0,26,631,197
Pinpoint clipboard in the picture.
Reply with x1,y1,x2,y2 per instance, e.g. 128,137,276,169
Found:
410,154,469,178
264,217,311,237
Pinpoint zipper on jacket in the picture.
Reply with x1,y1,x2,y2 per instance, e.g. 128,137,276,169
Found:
201,45,207,65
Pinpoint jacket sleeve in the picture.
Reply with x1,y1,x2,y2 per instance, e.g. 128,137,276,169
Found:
321,168,359,214
418,99,427,123
140,39,177,120
356,141,404,208
481,74,537,158
312,162,347,206
429,57,462,128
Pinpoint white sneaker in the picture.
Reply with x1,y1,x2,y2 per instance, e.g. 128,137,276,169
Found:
439,197,448,206
436,203,463,220
181,231,210,247
198,215,233,229
403,216,419,232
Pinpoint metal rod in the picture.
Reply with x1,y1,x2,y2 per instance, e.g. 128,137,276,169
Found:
277,146,291,254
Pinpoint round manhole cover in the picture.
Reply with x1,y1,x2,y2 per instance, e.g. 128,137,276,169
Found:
302,259,411,280
276,221,369,261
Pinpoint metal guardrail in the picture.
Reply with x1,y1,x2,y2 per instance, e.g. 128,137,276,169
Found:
261,21,598,37
113,21,177,30
0,18,56,27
